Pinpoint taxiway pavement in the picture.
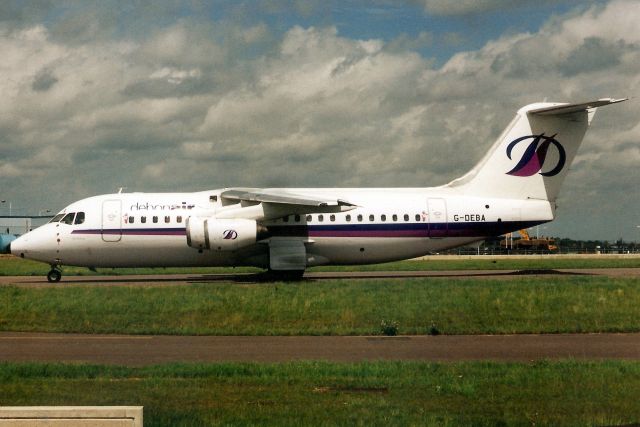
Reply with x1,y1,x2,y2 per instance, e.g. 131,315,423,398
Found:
2,332,640,365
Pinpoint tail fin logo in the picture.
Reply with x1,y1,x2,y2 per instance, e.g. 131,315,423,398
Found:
506,133,566,177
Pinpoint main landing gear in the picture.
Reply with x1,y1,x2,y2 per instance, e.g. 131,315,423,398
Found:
47,267,62,283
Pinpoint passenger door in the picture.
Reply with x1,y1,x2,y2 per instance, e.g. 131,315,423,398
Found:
427,198,447,238
101,200,122,242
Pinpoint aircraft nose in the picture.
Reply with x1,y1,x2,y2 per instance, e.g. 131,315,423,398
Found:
10,233,40,259
10,226,59,264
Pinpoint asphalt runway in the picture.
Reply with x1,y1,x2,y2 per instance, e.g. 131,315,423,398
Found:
2,332,640,365
1,267,640,287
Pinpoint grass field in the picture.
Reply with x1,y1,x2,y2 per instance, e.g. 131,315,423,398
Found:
2,276,640,335
3,257,640,425
1,361,639,426
1,254,638,276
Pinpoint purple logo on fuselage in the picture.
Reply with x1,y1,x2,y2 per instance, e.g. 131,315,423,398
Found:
223,230,238,240
506,133,566,177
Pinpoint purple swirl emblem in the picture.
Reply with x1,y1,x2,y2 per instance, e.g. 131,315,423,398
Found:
506,133,566,177
223,230,238,240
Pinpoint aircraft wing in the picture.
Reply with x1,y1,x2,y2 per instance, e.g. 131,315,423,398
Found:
218,188,357,220
221,188,356,208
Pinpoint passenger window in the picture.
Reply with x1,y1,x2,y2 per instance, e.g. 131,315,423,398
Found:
330,214,335,222
141,216,147,223
357,214,363,222
346,214,351,222
49,214,65,223
129,216,134,224
392,214,398,222
61,213,75,225
369,214,374,222
404,214,409,221
283,216,289,223
415,214,420,221
294,215,301,222
165,216,170,223
74,212,85,225
177,216,182,223
306,215,312,222
318,214,324,222
153,216,158,223
381,214,386,222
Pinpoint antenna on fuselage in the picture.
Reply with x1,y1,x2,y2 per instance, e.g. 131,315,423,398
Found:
117,187,127,194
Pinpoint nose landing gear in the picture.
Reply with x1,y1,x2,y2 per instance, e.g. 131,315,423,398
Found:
47,267,62,283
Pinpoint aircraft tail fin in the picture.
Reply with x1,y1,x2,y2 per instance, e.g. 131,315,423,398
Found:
447,98,626,202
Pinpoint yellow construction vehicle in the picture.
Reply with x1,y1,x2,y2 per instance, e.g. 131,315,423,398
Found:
500,229,558,252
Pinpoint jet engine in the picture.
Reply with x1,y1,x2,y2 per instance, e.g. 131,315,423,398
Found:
186,217,267,251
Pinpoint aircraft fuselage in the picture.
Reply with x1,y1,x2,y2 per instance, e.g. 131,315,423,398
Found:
12,188,552,269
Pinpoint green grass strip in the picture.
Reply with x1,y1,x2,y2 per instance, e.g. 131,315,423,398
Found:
1,255,638,276
2,277,640,335
1,360,639,426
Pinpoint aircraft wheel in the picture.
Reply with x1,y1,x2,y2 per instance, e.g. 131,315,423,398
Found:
47,269,62,283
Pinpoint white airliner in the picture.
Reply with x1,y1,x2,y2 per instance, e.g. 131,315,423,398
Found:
10,98,626,282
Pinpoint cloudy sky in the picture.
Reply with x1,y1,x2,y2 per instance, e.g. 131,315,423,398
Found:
0,0,638,240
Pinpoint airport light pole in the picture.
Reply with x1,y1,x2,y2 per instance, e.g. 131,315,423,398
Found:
1,200,11,216
535,225,547,239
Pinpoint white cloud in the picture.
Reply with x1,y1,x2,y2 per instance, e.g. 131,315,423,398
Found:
142,161,166,179
241,24,270,45
0,163,21,178
149,68,202,85
181,141,215,159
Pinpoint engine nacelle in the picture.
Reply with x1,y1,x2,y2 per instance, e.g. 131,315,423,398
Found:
186,217,258,251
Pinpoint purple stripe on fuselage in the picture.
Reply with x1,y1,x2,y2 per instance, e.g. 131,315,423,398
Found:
272,220,543,238
72,228,186,236
309,229,430,238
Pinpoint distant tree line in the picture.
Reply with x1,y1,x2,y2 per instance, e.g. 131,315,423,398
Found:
447,236,638,255
552,237,637,254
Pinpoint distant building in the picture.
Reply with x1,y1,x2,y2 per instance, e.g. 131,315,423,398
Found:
0,217,51,235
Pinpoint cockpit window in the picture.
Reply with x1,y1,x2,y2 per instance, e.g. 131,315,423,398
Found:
50,211,84,224
74,212,85,225
49,214,65,223
61,213,75,225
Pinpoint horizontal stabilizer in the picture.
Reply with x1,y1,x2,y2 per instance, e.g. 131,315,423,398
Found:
529,98,627,116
